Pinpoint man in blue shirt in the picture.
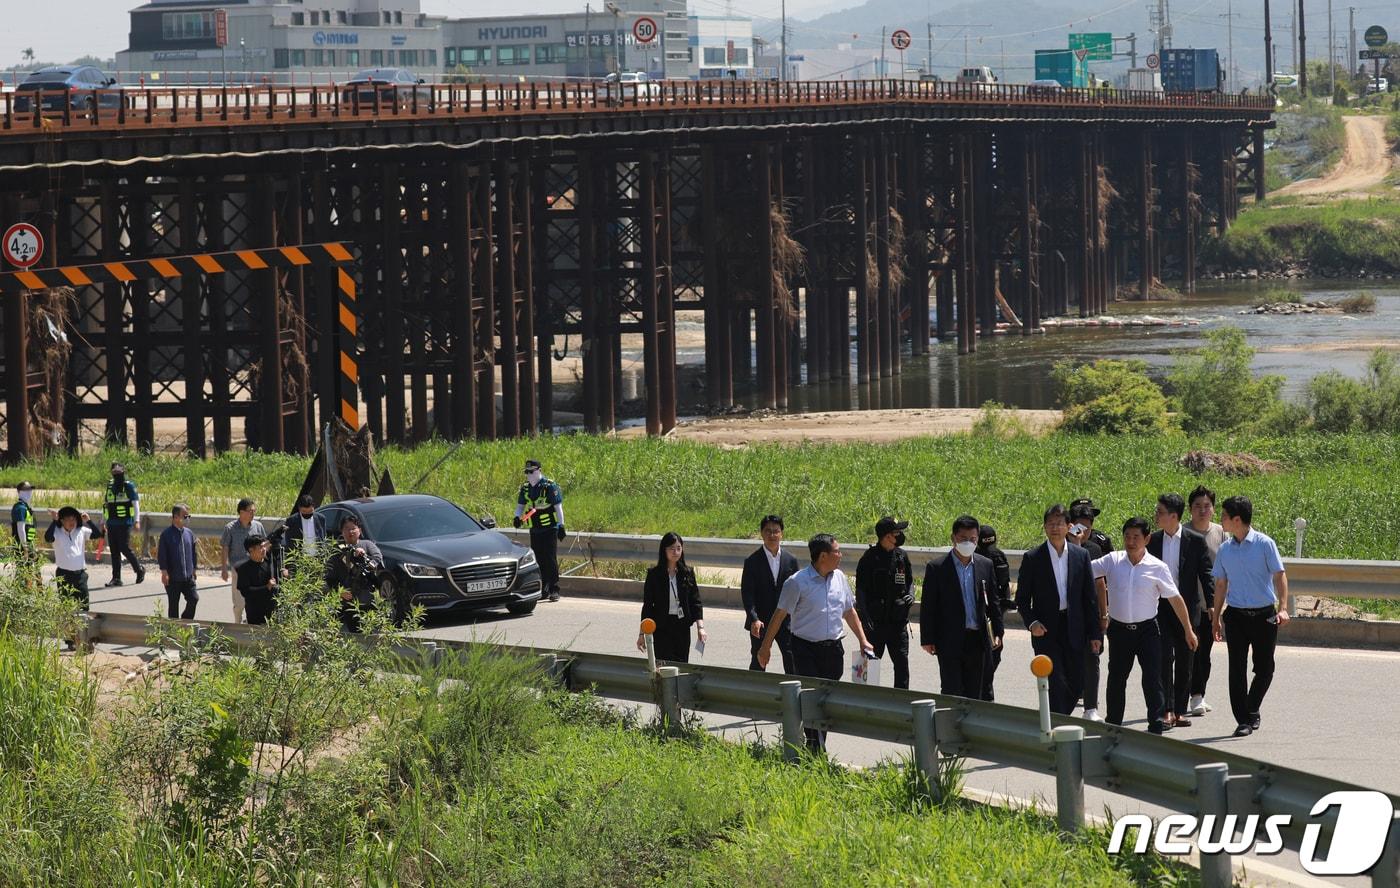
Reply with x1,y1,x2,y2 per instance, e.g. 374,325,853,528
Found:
1209,495,1289,738
757,533,875,752
158,503,200,619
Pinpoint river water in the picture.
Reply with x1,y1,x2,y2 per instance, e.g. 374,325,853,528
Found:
719,281,1400,413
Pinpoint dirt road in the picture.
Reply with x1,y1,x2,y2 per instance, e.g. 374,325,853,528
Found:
1277,115,1395,196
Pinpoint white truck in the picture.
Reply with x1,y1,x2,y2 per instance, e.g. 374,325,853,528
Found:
1125,68,1163,92
956,65,997,86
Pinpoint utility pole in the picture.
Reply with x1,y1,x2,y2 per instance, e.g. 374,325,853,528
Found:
1328,0,1335,95
964,33,969,66
781,0,786,81
585,3,593,80
1264,0,1274,87
927,23,933,75
1291,7,1297,74
1220,0,1237,91
1348,6,1356,84
1298,0,1307,95
881,26,887,77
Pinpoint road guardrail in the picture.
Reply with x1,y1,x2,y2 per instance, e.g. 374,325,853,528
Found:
77,610,1400,887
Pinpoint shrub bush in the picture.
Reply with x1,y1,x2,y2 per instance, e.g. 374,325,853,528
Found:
1052,359,1171,434
1307,350,1400,432
1167,326,1286,432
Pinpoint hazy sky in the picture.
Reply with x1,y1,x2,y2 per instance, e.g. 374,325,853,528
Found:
0,0,806,67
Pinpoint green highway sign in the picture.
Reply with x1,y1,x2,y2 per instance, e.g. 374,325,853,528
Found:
1069,32,1113,62
1364,25,1388,47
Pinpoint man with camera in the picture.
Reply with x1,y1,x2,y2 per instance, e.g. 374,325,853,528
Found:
324,515,383,632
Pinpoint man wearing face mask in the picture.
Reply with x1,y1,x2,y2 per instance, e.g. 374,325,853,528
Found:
10,481,38,553
103,462,145,587
855,516,915,689
921,515,1004,699
514,459,565,602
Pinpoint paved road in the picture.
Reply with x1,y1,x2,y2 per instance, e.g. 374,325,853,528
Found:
85,572,1395,885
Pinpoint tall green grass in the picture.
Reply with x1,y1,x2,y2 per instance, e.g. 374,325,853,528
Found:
5,433,1397,560
1206,197,1400,272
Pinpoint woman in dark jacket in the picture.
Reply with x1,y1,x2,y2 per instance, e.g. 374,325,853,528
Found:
636,532,707,662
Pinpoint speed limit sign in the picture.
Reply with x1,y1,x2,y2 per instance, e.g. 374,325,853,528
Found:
891,29,912,50
1146,53,1160,69
2,222,43,269
633,16,658,44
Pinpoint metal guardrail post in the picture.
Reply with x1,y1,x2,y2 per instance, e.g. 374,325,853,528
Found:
418,641,444,668
1374,811,1400,888
1294,517,1308,558
1195,763,1234,888
657,665,682,734
912,699,941,801
779,680,804,762
1052,725,1086,832
76,612,97,651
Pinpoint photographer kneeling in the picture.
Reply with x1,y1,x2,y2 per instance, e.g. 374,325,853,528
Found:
324,515,383,633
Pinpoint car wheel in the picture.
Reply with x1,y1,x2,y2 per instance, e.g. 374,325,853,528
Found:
506,600,537,616
380,575,409,627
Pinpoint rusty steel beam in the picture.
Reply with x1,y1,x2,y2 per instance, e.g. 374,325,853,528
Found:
473,163,497,440
658,149,678,433
640,151,662,437
495,156,520,438
518,150,539,436
448,160,477,440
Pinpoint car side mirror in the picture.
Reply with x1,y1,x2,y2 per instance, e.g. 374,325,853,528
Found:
480,514,498,529
106,78,116,87
418,78,425,84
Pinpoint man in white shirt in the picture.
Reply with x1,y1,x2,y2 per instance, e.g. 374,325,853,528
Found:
1092,517,1199,734
44,506,104,611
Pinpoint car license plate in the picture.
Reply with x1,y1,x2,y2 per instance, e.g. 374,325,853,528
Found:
465,578,510,593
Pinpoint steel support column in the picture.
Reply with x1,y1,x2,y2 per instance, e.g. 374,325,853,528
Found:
448,161,477,439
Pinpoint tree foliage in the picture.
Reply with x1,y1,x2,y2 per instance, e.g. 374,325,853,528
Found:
1167,326,1285,432
1052,359,1171,434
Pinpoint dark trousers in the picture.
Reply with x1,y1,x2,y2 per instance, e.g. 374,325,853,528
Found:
1158,602,1193,715
1082,643,1102,710
1190,611,1215,697
1106,618,1166,728
936,630,989,699
653,614,691,663
749,618,794,673
529,529,560,594
790,635,844,752
1030,611,1084,715
869,623,911,690
165,578,199,619
982,643,1002,701
55,567,90,610
245,592,277,626
1223,607,1278,727
106,523,142,581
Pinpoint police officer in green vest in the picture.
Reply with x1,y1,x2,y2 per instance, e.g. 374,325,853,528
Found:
103,461,145,587
514,458,565,602
10,481,37,552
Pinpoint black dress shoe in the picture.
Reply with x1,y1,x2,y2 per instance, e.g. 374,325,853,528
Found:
547,590,560,602
1148,721,1172,735
104,578,123,588
1249,716,1261,730
135,569,147,584
1233,724,1254,737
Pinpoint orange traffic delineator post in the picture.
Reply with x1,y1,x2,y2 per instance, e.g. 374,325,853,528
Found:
640,618,657,672
1031,655,1054,740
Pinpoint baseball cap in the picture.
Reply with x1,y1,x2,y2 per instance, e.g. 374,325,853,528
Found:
1069,497,1102,517
875,516,908,538
524,459,542,471
978,524,997,546
16,481,33,491
1069,504,1098,522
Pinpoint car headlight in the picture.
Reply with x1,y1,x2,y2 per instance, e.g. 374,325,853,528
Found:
401,562,441,579
517,548,537,568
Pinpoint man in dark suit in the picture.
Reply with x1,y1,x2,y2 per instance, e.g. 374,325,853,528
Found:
921,515,1004,699
1149,493,1215,727
277,494,327,576
741,514,800,672
1015,503,1103,715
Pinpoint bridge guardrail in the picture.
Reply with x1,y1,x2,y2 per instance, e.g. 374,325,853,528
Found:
0,78,1274,135
78,609,1400,887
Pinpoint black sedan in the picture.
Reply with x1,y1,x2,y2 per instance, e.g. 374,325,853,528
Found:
339,67,430,110
317,493,542,623
13,66,122,115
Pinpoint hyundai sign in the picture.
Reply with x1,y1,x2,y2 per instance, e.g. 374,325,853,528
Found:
312,31,360,46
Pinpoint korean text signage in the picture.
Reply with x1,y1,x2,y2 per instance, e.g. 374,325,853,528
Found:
1364,25,1388,47
1069,32,1113,62
214,8,227,48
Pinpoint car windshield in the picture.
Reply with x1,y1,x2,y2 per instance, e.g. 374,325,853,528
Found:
360,500,482,542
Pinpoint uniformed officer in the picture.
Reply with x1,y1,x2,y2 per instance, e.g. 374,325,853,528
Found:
1070,497,1114,555
976,524,1012,701
514,458,565,602
103,462,145,587
10,481,37,552
855,516,915,689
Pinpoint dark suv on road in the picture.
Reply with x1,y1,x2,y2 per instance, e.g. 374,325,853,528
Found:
317,494,542,623
13,66,121,114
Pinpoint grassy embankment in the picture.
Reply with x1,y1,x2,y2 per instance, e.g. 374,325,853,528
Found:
4,432,1398,562
1209,103,1400,273
0,568,1183,886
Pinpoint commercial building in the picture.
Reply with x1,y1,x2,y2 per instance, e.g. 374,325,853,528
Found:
440,1,687,81
117,0,445,84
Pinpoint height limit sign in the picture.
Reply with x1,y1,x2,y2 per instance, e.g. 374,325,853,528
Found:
2,223,43,269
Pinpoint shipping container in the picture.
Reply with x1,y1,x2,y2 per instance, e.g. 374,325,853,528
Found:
1034,49,1088,88
1160,48,1221,92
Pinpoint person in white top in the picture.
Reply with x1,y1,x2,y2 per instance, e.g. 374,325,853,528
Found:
44,506,104,611
1092,517,1198,735
1186,485,1228,717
